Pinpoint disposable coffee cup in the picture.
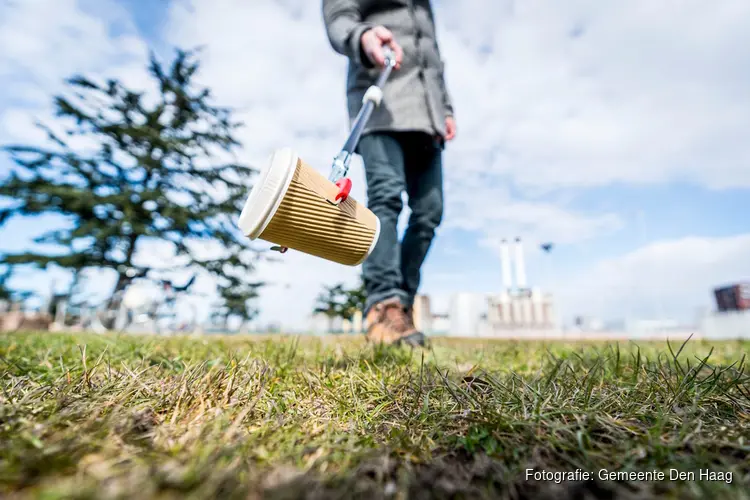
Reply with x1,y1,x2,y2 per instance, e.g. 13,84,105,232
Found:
238,148,381,266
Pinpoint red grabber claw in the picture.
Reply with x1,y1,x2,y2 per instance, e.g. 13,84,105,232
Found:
334,177,352,203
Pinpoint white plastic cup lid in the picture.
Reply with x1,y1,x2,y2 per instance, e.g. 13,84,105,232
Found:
238,148,298,239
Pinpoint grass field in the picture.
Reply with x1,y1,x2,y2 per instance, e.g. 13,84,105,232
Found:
1,332,749,499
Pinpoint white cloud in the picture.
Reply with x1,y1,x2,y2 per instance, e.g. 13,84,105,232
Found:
443,168,623,249
0,0,146,90
436,0,750,190
560,233,750,324
0,0,147,87
0,0,150,144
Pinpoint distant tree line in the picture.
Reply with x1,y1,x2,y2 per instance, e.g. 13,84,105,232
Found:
313,277,366,332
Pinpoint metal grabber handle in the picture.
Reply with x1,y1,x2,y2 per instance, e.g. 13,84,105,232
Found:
328,45,397,185
271,46,396,254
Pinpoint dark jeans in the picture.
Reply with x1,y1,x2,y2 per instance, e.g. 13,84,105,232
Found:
356,132,444,314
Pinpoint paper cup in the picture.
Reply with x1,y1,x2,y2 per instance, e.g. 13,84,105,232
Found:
238,148,381,266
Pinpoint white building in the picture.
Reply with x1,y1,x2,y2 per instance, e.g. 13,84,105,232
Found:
449,292,485,337
309,313,330,334
430,314,451,335
351,310,363,333
485,237,558,333
700,309,750,340
412,295,432,333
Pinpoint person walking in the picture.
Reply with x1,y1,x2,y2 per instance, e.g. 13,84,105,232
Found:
323,0,456,346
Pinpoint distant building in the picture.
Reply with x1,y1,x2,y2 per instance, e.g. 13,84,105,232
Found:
264,323,282,333
331,316,343,333
624,318,682,333
309,313,330,334
483,237,558,334
351,310,363,333
572,316,606,331
714,282,750,312
449,292,485,336
487,288,557,331
412,295,432,333
430,313,450,335
701,309,750,340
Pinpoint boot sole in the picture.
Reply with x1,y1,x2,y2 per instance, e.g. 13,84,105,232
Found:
396,331,427,347
365,331,428,347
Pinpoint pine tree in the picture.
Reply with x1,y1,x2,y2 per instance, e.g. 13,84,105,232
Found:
313,277,366,332
339,277,366,322
0,266,33,305
0,268,12,302
0,49,263,326
313,283,347,333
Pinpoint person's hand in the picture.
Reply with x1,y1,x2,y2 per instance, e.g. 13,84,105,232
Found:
444,116,457,141
361,26,403,69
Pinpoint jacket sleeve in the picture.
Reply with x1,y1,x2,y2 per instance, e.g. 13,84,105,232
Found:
439,60,454,118
322,0,375,68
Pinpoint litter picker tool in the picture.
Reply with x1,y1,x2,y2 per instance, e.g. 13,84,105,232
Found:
237,46,398,266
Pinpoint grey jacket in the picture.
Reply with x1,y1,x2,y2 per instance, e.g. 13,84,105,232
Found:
322,0,454,138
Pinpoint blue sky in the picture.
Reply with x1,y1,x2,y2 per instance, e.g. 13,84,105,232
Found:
1,0,749,330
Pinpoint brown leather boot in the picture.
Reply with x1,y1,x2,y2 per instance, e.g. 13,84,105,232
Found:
405,305,429,346
405,305,415,326
365,297,426,347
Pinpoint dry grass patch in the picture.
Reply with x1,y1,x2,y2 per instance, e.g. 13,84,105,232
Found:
1,332,749,499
